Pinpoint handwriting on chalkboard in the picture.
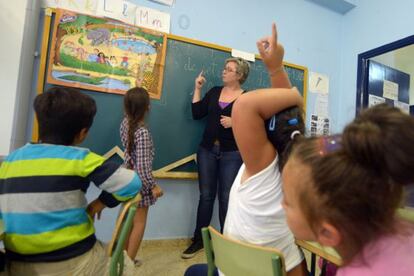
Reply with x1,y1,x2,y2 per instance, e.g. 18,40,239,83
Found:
184,57,196,71
148,38,306,173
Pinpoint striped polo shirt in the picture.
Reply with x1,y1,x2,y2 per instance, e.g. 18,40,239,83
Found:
0,143,142,262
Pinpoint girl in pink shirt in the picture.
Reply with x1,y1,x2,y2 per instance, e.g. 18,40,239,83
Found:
282,104,414,276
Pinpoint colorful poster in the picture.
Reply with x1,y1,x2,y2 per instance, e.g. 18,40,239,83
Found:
47,9,167,99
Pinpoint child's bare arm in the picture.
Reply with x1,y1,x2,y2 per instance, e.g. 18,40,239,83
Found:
151,184,164,199
232,23,302,178
232,88,302,176
257,23,291,89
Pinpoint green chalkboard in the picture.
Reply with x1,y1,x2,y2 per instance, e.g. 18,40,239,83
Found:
138,38,307,175
41,17,307,177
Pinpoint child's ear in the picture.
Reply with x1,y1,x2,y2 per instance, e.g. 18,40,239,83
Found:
73,128,89,145
316,221,341,248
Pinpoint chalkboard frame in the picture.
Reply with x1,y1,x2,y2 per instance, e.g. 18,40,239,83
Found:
167,33,308,109
33,8,308,179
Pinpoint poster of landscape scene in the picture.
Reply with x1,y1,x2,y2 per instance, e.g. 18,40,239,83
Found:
47,9,167,99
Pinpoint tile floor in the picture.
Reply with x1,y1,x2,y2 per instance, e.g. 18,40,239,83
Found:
134,239,206,276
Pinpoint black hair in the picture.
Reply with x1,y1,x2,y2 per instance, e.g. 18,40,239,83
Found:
265,106,305,171
34,87,97,145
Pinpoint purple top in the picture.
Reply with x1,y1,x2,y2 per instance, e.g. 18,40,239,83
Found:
219,101,231,109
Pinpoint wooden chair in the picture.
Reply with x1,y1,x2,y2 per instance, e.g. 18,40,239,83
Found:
201,226,286,276
398,207,414,223
107,193,142,276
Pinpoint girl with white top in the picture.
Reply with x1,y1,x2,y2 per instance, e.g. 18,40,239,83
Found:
184,23,307,276
226,23,307,276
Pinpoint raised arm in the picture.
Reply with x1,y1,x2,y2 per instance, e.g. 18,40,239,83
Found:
192,70,206,103
192,71,214,120
257,23,291,88
232,88,302,177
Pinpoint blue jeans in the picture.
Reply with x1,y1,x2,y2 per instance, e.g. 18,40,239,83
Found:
193,145,242,241
184,264,218,276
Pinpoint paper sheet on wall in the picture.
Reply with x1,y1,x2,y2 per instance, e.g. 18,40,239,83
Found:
136,6,170,33
41,0,55,7
368,94,386,107
42,0,171,33
103,0,118,12
42,0,99,15
383,80,399,100
315,94,329,117
231,49,255,62
109,1,137,25
309,72,329,94
96,0,123,18
394,100,410,114
310,114,330,137
42,0,60,8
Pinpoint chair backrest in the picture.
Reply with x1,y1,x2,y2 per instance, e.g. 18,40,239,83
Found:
398,207,414,223
202,226,286,276
108,193,142,276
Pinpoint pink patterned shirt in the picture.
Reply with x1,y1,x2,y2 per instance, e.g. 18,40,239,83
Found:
337,233,414,276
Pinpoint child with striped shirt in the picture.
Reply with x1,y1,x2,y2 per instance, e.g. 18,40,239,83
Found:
0,87,142,275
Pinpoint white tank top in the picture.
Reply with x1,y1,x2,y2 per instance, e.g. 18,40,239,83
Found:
224,156,294,249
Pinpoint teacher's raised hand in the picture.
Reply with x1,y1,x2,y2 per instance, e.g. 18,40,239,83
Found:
195,70,206,90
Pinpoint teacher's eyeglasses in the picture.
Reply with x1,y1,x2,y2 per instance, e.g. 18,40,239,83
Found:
223,67,237,73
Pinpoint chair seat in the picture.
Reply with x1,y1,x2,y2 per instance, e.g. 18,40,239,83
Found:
202,226,286,276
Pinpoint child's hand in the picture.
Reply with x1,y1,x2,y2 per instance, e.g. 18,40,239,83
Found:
152,185,164,199
256,23,284,75
87,199,106,221
220,116,232,128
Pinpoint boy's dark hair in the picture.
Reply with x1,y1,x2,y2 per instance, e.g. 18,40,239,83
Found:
34,87,97,145
265,106,305,171
123,87,150,158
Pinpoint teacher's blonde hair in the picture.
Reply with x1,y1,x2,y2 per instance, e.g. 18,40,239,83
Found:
225,57,250,84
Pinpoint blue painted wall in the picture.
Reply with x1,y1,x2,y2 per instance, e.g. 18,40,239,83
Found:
29,0,414,241
337,0,414,130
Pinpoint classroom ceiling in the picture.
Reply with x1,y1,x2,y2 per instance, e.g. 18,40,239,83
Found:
305,0,356,14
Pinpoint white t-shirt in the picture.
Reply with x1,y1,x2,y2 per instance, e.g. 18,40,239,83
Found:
223,156,303,272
